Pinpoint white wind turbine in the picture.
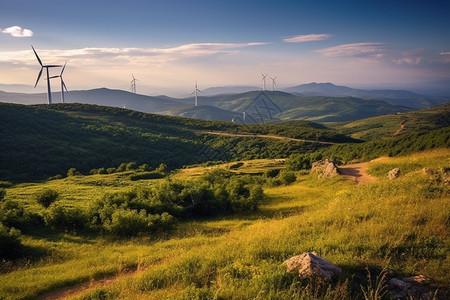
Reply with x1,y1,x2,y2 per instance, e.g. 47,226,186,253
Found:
270,76,277,91
191,81,203,106
48,62,68,103
261,73,268,91
32,45,62,104
130,74,138,93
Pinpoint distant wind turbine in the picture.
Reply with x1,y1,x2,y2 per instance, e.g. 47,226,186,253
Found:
130,74,139,93
270,76,277,91
32,45,62,104
49,62,68,103
261,73,268,91
191,81,203,106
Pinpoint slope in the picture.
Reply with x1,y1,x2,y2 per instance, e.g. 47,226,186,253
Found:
333,103,450,140
0,103,349,182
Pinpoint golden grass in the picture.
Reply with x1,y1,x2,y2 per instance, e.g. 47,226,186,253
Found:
1,150,449,299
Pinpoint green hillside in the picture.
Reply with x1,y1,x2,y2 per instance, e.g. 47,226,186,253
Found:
0,103,348,182
333,103,450,140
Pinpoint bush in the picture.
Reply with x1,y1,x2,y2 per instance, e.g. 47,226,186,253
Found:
129,171,165,181
35,188,59,208
0,224,22,259
0,200,27,228
67,167,81,176
279,170,297,185
44,203,88,233
0,181,13,188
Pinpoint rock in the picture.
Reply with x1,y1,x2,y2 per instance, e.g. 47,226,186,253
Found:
388,275,433,300
283,252,341,279
311,159,340,179
388,168,401,180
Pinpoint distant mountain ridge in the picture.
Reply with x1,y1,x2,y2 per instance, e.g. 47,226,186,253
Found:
1,82,448,122
282,82,445,108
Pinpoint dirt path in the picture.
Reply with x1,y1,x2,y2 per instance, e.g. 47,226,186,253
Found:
205,131,337,145
36,269,139,300
339,162,375,185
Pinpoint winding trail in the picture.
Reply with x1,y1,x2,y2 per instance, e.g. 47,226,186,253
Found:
339,162,375,185
205,131,337,145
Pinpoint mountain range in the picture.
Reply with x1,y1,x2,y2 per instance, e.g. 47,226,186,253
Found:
1,83,448,123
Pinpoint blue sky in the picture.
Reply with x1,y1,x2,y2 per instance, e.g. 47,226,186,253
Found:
0,0,449,96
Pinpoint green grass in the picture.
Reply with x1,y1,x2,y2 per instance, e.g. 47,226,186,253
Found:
0,150,449,299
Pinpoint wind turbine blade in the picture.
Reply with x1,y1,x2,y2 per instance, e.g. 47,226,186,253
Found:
60,62,67,75
62,79,68,92
45,65,62,68
34,68,43,88
48,75,59,79
31,45,43,66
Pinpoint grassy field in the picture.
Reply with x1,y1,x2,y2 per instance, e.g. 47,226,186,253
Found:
0,149,449,299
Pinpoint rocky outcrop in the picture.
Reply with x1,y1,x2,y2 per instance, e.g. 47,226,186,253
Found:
388,168,400,180
311,159,340,179
388,275,434,299
283,252,341,279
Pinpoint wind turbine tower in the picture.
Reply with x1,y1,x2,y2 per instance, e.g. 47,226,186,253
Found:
130,74,139,93
49,62,68,103
261,73,268,91
32,46,62,104
270,76,277,92
191,81,203,106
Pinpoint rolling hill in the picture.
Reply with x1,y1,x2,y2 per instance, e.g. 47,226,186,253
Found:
0,102,352,182
284,82,449,108
0,86,434,123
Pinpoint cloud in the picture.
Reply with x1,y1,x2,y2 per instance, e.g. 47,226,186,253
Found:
0,42,269,66
1,26,34,37
316,42,386,58
440,51,450,55
283,34,331,43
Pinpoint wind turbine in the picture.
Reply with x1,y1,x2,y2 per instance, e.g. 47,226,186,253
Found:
48,62,68,103
191,81,203,106
270,76,277,91
261,73,268,91
32,45,62,104
130,74,138,93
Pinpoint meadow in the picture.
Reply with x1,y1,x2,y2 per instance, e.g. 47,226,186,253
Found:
0,149,448,299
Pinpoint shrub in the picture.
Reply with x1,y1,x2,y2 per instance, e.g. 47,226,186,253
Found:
129,171,165,181
35,188,59,208
278,170,297,185
0,224,22,259
0,181,13,188
44,203,88,233
67,167,81,176
0,200,27,228
0,188,5,201
264,168,280,178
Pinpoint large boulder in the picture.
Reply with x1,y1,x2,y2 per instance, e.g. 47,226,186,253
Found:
311,159,340,179
283,252,341,279
388,168,401,180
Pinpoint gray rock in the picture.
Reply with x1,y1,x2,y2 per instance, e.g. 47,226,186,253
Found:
388,275,433,300
388,168,401,180
283,252,341,279
311,159,340,179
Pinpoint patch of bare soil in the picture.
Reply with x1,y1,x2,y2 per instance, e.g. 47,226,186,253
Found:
339,162,375,185
36,269,138,300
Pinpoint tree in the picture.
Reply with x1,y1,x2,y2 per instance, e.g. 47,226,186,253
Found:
67,168,81,177
36,188,59,208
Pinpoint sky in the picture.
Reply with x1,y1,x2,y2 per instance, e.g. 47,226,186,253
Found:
0,0,449,96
